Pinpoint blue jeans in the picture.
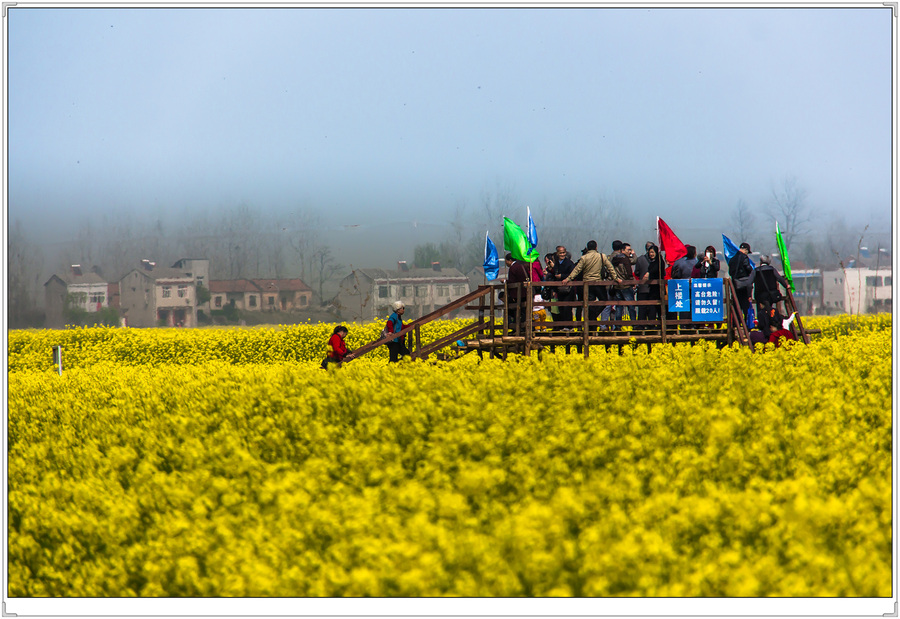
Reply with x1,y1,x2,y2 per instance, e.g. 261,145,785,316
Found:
614,287,636,325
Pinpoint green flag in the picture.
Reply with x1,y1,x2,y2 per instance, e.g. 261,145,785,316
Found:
775,221,795,293
503,217,540,263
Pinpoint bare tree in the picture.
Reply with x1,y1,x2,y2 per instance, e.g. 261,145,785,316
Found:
766,176,812,251
8,220,46,327
480,182,521,230
536,191,634,256
730,198,757,245
279,208,320,282
310,246,344,303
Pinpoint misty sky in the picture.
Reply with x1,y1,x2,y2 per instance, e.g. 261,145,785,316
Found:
5,4,894,265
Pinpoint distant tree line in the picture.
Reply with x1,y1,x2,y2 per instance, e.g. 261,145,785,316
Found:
729,175,891,269
412,185,639,272
7,203,346,328
7,177,889,329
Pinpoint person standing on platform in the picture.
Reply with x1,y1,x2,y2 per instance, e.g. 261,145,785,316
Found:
728,242,754,330
546,245,576,329
747,254,790,333
503,253,531,330
639,244,666,327
694,245,721,279
562,240,620,334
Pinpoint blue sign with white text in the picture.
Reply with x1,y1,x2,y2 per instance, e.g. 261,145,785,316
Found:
667,279,690,313
691,278,724,321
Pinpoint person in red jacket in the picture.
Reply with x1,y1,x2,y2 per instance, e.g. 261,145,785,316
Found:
321,325,353,369
767,311,797,348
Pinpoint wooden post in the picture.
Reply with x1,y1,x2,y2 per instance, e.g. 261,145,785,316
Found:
725,279,733,345
52,346,63,376
525,281,533,356
415,325,421,358
503,280,509,335
659,278,667,345
490,285,497,357
583,281,589,359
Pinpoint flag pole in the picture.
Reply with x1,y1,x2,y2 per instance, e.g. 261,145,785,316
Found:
483,231,487,286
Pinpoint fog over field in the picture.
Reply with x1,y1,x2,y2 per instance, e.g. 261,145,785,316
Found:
5,5,894,305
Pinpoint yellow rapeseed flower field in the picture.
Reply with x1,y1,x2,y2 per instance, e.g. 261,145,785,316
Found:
6,314,892,597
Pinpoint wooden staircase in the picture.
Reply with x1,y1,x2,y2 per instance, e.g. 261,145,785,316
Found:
347,286,495,362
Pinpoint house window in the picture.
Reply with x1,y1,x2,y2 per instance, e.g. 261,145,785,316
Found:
454,285,466,295
886,277,892,286
89,292,105,304
402,286,412,297
379,285,389,298
300,295,308,307
416,285,428,297
215,296,222,308
437,285,449,297
177,285,187,297
249,295,257,308
162,286,172,298
268,296,275,306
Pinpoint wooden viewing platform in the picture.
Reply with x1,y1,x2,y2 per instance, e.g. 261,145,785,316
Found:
349,277,812,362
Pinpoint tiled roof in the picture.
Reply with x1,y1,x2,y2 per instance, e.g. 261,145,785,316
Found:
46,271,108,286
355,267,468,281
209,279,262,293
252,278,313,292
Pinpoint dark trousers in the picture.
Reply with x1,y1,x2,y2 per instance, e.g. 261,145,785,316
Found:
556,289,574,326
637,291,652,330
387,339,409,362
586,285,606,330
506,299,526,333
573,285,583,322
736,289,752,330
644,294,661,327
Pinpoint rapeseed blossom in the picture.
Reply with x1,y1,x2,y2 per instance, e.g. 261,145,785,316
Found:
6,315,891,596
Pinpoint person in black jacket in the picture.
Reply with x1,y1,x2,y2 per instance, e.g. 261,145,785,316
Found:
694,245,721,279
728,242,753,329
545,246,576,328
747,254,790,333
639,244,666,327
503,253,530,331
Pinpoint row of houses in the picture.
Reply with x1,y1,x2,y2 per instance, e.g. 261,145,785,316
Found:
43,255,892,328
44,259,313,328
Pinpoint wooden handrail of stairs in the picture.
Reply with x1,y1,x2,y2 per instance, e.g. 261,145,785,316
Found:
347,286,494,361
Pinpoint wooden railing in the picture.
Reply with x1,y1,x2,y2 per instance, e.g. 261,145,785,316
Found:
348,275,809,361
347,286,494,361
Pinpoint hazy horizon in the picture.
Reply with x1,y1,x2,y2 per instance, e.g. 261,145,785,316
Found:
5,4,895,272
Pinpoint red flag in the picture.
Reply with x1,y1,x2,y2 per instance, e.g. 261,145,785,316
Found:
657,216,687,279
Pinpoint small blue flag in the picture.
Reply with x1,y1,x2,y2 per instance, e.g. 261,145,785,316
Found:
484,230,499,281
722,234,755,269
527,206,538,253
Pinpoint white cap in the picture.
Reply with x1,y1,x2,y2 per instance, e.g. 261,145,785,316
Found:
392,301,405,311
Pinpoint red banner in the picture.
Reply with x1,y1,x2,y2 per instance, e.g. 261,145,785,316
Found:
657,217,687,279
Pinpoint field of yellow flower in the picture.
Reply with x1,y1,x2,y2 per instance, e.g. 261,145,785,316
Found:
6,314,892,597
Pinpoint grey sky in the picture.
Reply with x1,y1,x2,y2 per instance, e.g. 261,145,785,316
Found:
5,4,894,264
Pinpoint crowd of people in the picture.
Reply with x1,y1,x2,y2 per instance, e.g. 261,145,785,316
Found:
321,238,797,367
502,237,795,346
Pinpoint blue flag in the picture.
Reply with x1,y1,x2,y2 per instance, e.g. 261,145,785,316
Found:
484,230,499,281
527,206,538,253
722,234,755,269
